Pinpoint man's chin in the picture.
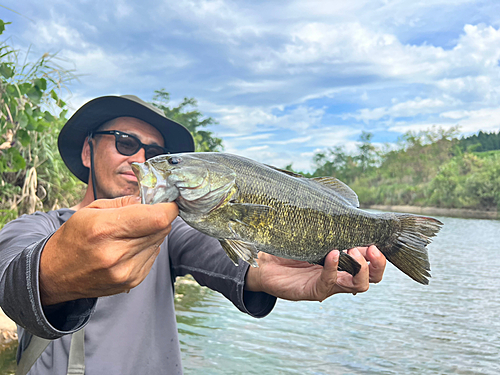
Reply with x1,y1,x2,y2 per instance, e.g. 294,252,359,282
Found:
99,187,139,200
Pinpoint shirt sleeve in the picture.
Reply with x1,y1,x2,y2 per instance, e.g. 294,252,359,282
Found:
167,218,276,318
0,212,96,339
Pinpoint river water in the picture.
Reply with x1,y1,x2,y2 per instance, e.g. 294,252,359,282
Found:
175,215,500,375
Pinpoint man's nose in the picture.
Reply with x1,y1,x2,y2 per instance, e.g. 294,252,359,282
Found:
128,147,147,163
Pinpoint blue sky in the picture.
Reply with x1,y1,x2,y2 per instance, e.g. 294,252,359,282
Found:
2,0,500,171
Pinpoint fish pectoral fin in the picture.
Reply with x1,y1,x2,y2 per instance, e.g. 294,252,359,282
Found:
219,239,259,268
219,240,240,266
229,203,274,226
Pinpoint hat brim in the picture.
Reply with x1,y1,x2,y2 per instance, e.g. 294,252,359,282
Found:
58,95,195,183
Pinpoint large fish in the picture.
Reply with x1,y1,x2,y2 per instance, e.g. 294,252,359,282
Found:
132,153,442,284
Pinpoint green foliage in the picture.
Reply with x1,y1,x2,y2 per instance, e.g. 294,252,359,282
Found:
428,152,500,210
152,89,223,152
458,130,500,152
377,127,459,184
312,132,382,185
0,19,83,223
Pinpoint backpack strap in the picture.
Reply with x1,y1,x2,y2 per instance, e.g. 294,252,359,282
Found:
16,329,85,375
15,335,51,375
67,328,85,374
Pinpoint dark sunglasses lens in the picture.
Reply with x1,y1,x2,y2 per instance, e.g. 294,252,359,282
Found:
116,135,140,155
145,146,166,159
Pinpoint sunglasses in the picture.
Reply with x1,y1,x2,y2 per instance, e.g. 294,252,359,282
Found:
91,130,169,160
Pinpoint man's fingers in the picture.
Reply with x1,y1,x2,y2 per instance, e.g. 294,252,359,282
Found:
124,242,163,290
366,245,386,283
346,247,370,292
315,250,339,300
114,202,179,236
87,200,179,239
322,250,339,283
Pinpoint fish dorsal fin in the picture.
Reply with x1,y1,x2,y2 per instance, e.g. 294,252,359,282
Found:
263,164,359,207
264,165,305,178
310,177,359,207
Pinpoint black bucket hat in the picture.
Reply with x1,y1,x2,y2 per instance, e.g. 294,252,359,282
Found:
58,95,195,183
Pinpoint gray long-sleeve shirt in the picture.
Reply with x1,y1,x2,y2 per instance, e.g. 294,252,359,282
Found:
0,209,276,374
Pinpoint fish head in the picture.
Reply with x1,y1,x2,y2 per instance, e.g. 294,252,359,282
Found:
132,153,237,214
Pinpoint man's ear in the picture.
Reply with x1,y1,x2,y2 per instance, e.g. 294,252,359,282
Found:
82,137,91,168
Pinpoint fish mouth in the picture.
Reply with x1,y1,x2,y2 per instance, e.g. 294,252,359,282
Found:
131,163,155,188
132,162,179,204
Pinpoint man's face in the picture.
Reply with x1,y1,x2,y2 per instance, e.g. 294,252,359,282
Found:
83,117,165,199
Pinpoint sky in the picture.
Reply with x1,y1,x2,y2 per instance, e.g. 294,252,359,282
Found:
2,0,500,171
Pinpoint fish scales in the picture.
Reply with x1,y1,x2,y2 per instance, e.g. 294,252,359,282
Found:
132,152,443,284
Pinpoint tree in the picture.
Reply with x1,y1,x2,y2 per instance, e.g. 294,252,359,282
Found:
356,131,378,173
152,89,223,152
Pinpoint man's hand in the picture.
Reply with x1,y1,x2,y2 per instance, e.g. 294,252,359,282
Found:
245,246,386,301
39,196,178,305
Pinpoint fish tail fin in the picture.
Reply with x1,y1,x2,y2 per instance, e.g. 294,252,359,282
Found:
379,214,443,285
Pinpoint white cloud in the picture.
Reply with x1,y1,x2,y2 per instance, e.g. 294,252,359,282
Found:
211,106,276,132
268,136,312,145
228,133,274,141
353,97,448,122
442,107,500,133
227,79,288,94
247,21,448,78
242,145,269,152
116,0,133,18
30,20,88,48
209,103,325,134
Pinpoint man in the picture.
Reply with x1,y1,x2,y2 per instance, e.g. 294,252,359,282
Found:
0,95,386,374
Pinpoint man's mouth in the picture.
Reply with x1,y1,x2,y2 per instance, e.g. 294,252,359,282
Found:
121,171,138,181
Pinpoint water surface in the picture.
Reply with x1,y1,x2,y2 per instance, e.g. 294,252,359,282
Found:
176,216,500,374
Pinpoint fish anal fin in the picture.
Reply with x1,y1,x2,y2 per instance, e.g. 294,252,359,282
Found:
219,239,259,267
337,251,361,276
310,177,359,207
313,251,361,276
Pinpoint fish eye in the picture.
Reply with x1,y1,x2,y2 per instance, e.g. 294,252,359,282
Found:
168,156,182,165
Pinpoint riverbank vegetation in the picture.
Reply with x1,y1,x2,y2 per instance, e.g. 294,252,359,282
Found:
0,19,82,227
302,127,500,212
